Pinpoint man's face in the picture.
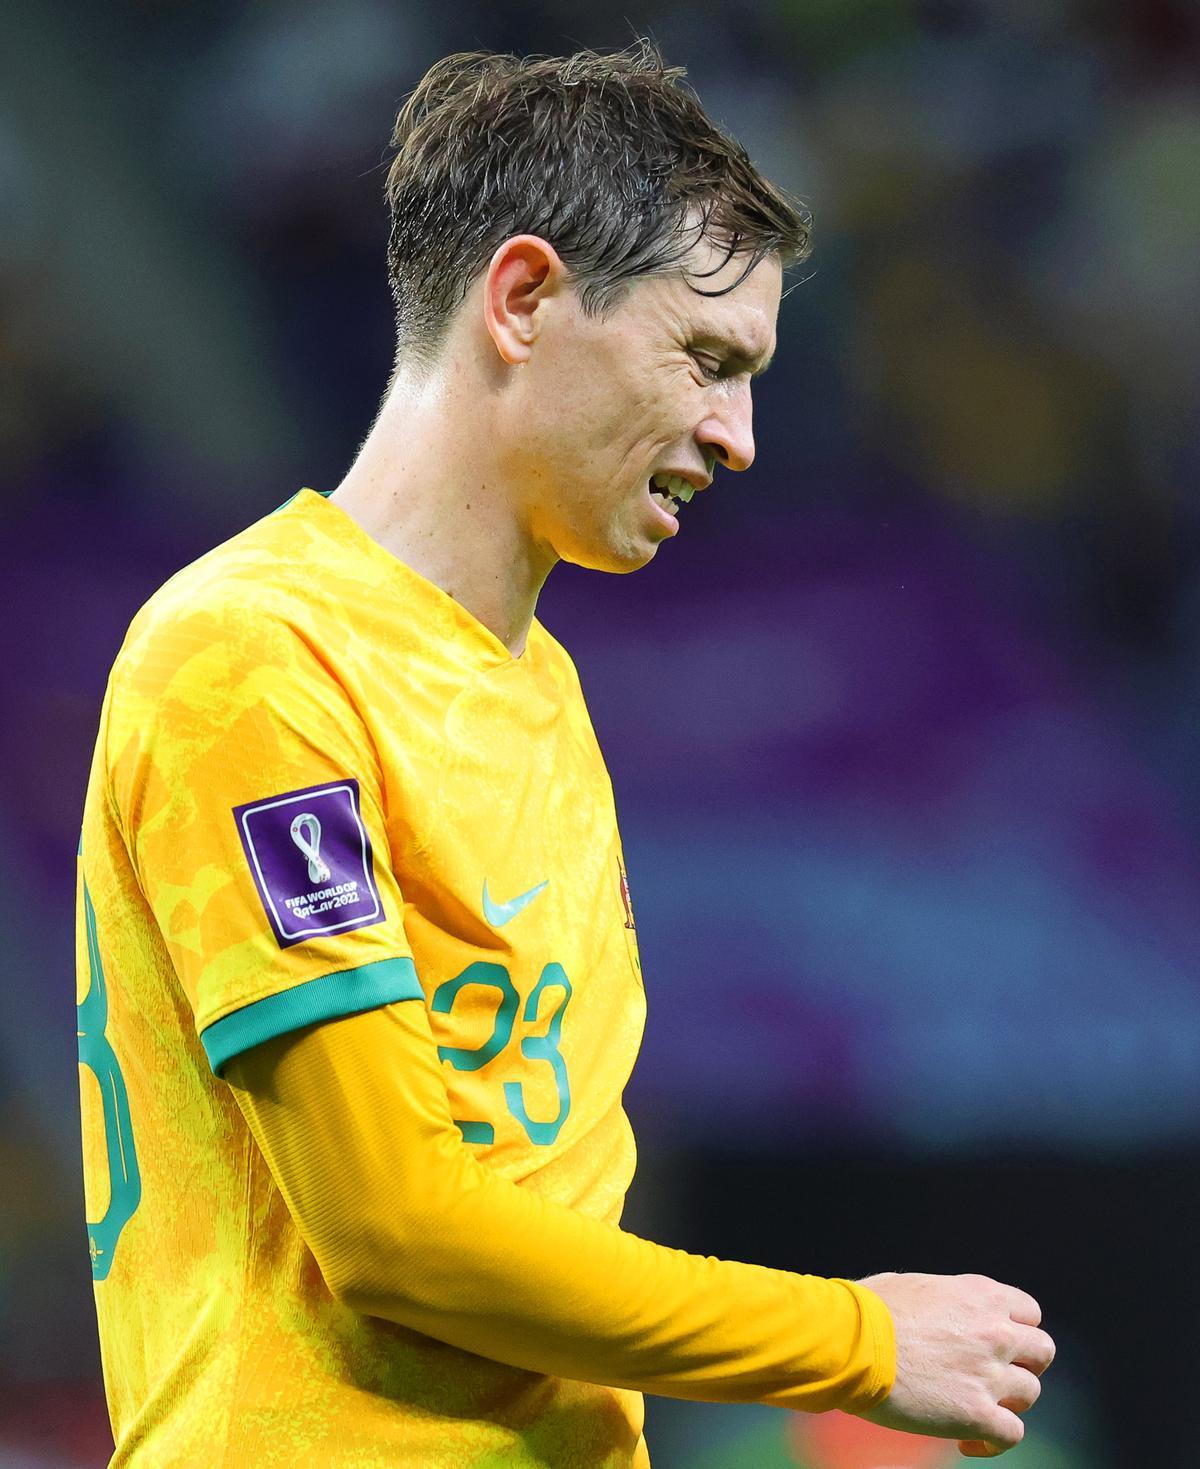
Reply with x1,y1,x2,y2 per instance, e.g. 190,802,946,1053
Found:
507,234,781,573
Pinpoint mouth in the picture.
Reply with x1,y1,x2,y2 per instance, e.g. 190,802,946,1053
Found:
647,472,698,519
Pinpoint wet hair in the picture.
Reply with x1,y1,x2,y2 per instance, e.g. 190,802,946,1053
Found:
383,38,811,366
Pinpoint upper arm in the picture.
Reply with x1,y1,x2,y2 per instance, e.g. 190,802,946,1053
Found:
107,601,422,1075
225,1000,470,1305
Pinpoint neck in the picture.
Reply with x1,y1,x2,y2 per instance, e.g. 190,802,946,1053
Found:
329,364,556,658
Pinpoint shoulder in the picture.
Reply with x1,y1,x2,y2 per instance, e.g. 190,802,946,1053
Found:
110,505,342,716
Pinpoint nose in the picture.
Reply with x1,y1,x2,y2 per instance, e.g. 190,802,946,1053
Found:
697,379,755,473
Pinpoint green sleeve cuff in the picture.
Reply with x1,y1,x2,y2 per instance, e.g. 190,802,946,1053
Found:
201,956,422,1075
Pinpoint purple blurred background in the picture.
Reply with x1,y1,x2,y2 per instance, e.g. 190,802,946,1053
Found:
2,2,1197,1465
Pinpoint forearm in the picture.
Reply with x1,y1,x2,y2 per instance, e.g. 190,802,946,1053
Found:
348,1149,892,1410
226,1001,895,1412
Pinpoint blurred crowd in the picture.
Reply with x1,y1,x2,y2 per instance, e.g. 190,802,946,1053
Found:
1,1,1196,1464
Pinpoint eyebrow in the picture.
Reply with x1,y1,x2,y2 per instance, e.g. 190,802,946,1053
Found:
693,329,774,377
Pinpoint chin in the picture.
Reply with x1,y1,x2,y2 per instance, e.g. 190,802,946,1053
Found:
559,538,660,575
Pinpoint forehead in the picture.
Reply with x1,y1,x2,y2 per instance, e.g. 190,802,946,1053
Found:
639,235,781,355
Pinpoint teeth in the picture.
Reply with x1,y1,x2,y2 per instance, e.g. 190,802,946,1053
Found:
651,473,696,503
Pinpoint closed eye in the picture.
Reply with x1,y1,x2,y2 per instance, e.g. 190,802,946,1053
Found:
692,353,724,382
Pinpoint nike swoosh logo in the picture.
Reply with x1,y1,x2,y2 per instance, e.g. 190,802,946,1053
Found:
482,877,549,928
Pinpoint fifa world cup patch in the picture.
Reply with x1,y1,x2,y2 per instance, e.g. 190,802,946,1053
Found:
232,779,384,948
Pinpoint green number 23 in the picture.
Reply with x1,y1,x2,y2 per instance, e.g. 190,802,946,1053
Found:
431,961,572,1146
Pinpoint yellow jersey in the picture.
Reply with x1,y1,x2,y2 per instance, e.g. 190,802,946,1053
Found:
77,488,650,1464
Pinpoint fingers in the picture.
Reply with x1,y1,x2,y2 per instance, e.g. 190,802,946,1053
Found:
957,1406,1025,1458
1005,1287,1042,1327
957,1372,1042,1457
1000,1370,1042,1414
1013,1324,1056,1375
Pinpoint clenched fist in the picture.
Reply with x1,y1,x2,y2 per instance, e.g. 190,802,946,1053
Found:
853,1272,1055,1457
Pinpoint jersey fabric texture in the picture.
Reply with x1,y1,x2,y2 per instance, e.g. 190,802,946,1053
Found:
76,487,651,1465
76,489,893,1467
226,995,893,1437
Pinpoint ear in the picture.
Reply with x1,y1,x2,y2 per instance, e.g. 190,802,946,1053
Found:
482,235,568,366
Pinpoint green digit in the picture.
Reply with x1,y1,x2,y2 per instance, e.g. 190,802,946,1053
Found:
431,961,520,1142
78,880,142,1280
430,960,573,1148
504,963,573,1147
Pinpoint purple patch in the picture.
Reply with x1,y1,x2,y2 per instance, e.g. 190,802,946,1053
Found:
233,779,384,949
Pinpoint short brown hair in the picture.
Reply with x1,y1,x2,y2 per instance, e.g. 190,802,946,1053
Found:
384,39,811,365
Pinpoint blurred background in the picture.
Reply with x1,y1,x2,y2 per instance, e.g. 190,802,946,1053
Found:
2,0,1197,1465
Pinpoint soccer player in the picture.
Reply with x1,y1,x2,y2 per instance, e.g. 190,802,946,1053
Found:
76,42,1054,1467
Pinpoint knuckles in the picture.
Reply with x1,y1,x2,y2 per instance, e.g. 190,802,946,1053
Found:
1002,1372,1042,1413
1015,1327,1057,1374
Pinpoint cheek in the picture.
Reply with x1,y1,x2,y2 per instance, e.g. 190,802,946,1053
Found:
520,345,683,494
525,374,615,470
563,336,662,437
558,404,663,500
574,372,656,456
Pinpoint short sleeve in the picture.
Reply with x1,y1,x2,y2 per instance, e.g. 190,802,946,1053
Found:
106,598,423,1075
